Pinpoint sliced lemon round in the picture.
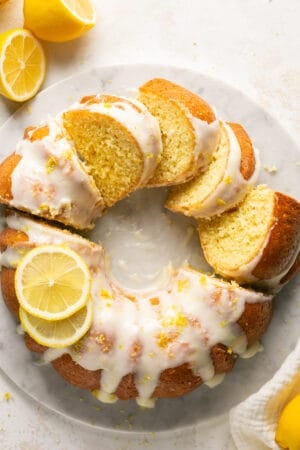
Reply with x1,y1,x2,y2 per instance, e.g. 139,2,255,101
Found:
19,300,93,348
15,245,91,321
23,0,96,43
0,28,46,102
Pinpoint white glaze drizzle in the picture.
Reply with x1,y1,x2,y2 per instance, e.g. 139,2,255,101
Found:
189,122,260,218
188,114,220,173
10,118,104,229
204,373,226,388
2,213,104,270
66,96,163,186
2,213,272,407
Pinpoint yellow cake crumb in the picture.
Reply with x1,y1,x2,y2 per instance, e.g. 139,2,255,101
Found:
224,175,233,185
45,156,58,174
217,198,226,206
100,289,112,299
263,164,278,174
177,278,190,292
199,275,207,285
3,392,12,401
162,312,188,328
63,150,73,161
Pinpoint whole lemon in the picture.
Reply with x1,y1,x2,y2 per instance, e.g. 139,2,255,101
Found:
23,0,96,43
275,394,300,450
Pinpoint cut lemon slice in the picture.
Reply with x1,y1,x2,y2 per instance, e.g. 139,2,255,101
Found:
0,28,46,102
15,245,91,321
23,0,96,43
19,300,93,348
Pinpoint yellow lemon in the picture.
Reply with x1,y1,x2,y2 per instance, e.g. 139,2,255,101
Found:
23,0,96,43
15,245,91,321
19,300,93,348
0,28,45,102
275,394,300,450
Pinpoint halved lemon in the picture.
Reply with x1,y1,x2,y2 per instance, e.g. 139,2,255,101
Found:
19,300,93,348
15,245,91,321
0,28,46,102
23,0,96,43
275,395,300,450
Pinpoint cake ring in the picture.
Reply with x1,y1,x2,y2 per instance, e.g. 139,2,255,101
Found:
0,78,299,407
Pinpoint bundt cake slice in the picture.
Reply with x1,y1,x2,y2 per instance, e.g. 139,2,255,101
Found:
165,122,259,217
199,185,300,289
137,78,220,187
62,95,163,207
0,120,104,229
1,211,273,407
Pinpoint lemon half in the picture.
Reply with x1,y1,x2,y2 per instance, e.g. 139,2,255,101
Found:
15,245,91,321
20,300,93,348
276,394,300,450
24,0,96,43
0,28,45,102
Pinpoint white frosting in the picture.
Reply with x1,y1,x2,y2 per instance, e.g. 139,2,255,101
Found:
240,341,264,359
188,114,220,173
204,373,226,388
1,213,104,270
2,213,272,407
67,96,163,186
9,118,104,229
189,122,260,218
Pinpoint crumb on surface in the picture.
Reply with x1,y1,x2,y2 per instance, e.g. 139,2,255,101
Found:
3,392,12,401
263,164,278,174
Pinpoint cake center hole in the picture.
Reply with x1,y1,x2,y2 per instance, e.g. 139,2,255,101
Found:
90,189,211,290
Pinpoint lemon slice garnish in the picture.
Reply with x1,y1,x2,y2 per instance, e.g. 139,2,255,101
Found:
15,245,91,321
23,0,96,43
19,300,93,348
0,28,46,102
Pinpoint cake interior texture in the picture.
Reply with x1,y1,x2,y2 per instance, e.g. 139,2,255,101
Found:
199,185,275,271
138,91,195,185
63,110,144,207
166,122,229,211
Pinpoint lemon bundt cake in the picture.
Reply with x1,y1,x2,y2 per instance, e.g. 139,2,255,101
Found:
166,122,259,217
0,120,105,230
62,95,163,207
0,211,273,407
137,78,220,187
199,185,300,289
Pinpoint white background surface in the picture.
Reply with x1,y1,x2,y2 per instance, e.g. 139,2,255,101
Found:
0,1,299,449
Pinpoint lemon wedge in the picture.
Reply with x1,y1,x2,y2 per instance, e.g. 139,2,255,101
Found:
0,28,45,102
19,300,93,348
23,0,96,43
276,394,300,450
15,245,91,321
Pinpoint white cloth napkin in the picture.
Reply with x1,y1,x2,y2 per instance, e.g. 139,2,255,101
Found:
230,338,300,450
